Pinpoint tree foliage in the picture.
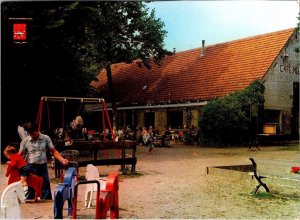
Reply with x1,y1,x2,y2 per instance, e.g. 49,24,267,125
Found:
3,2,98,94
199,80,265,146
85,2,169,126
1,1,168,143
88,2,168,66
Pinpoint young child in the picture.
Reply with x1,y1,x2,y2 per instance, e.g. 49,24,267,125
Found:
4,145,34,196
64,132,73,146
145,131,154,155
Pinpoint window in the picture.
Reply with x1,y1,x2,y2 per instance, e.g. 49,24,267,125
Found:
168,111,183,128
144,112,155,128
264,110,280,124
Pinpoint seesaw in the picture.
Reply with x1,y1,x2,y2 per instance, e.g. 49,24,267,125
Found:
0,181,26,219
6,167,43,202
53,167,77,219
53,167,119,219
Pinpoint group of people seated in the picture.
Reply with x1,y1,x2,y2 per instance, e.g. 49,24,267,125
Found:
173,125,200,144
135,126,171,148
52,115,100,146
111,125,134,142
50,116,176,148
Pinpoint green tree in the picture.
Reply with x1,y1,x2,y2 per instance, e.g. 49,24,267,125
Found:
1,2,102,144
296,8,300,53
1,1,168,144
88,2,168,126
199,80,265,146
2,2,100,97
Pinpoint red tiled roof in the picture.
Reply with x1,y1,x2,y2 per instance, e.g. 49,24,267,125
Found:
91,28,295,105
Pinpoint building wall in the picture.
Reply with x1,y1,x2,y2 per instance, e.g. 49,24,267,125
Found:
183,111,187,127
119,32,299,136
183,109,200,128
154,110,167,130
136,111,145,128
135,108,200,131
263,30,299,135
191,109,199,128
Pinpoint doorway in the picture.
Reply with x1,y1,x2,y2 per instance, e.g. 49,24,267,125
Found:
168,111,183,128
144,112,155,129
292,82,299,137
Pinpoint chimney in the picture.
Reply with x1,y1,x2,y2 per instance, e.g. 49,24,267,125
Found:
173,48,176,54
201,40,205,57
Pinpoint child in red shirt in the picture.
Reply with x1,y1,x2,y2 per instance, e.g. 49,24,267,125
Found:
4,145,34,196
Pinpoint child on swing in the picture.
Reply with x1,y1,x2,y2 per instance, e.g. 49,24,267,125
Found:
70,115,84,138
4,145,34,196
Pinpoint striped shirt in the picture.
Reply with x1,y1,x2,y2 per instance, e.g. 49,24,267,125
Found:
19,132,54,164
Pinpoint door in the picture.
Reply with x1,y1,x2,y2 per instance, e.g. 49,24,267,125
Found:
292,82,299,137
144,112,155,129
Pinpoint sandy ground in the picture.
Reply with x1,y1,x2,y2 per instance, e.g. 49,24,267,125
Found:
1,141,300,219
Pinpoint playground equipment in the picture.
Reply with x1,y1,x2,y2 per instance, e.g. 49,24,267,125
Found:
6,167,43,202
35,96,135,173
35,96,114,141
53,166,119,219
53,167,77,219
54,140,137,179
84,164,106,208
249,158,270,194
0,181,25,219
57,150,80,182
73,171,119,219
290,166,300,173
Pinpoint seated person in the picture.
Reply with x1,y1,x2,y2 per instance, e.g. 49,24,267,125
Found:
70,116,84,138
55,127,64,139
163,127,171,139
86,129,95,141
102,128,112,141
64,132,73,146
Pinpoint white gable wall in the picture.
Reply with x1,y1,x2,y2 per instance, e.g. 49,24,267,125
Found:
262,30,300,135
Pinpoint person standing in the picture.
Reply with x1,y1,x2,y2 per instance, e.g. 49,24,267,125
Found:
19,121,69,200
142,127,148,145
146,130,155,155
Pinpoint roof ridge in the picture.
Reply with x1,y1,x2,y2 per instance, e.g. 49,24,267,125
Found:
210,28,295,47
173,28,295,54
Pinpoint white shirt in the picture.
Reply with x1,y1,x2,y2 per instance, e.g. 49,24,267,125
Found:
17,125,28,140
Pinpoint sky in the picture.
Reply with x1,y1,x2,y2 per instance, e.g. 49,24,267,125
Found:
147,1,299,52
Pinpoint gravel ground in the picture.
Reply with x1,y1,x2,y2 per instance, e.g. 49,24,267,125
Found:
1,141,300,219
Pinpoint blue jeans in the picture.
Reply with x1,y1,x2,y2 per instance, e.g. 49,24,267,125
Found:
30,163,52,200
19,164,35,177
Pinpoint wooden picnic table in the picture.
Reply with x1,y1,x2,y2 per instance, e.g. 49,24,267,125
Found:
54,140,137,177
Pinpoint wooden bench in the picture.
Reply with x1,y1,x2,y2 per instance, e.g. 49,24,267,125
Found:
249,158,270,194
54,140,137,178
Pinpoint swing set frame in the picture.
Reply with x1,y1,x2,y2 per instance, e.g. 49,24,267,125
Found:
35,96,114,142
